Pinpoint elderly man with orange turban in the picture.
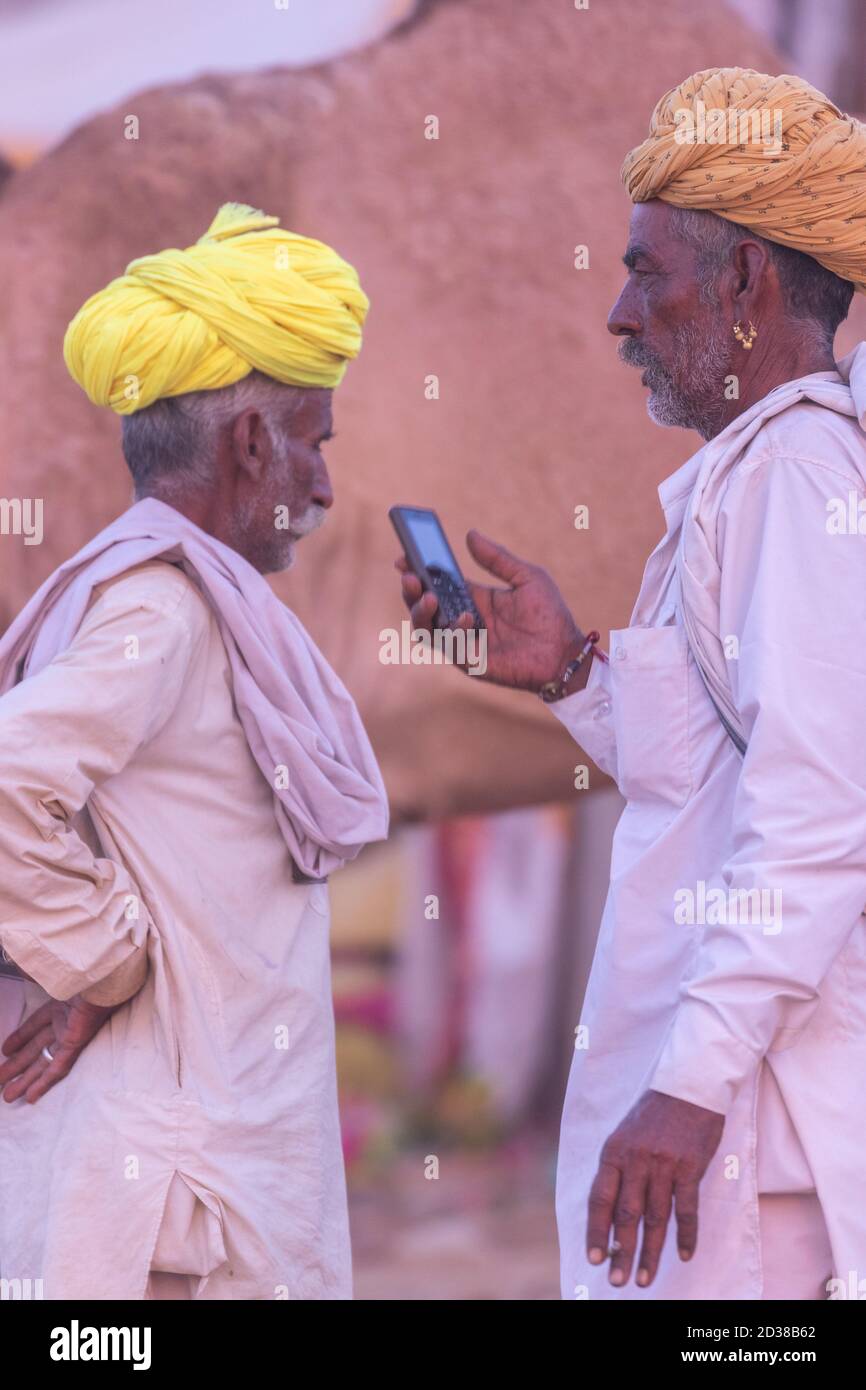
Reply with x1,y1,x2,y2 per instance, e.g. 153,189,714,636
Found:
402,67,866,1301
0,203,388,1300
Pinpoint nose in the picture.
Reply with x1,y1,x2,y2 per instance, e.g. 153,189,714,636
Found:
607,282,642,338
312,459,334,511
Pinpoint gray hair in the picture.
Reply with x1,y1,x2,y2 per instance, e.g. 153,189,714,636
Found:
121,370,305,497
668,206,855,353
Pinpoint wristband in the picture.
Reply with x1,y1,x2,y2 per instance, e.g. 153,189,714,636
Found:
538,630,604,703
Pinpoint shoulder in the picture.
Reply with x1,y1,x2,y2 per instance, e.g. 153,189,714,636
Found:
83,559,214,644
715,404,866,578
727,401,866,500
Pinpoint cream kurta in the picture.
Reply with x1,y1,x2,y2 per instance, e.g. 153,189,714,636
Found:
554,385,866,1300
0,560,351,1300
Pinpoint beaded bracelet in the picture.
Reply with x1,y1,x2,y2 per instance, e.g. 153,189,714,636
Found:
539,630,606,703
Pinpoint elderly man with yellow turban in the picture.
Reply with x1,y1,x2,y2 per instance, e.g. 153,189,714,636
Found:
0,203,388,1299
402,67,866,1301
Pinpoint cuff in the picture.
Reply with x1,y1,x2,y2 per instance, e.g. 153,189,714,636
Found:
650,999,759,1116
547,655,617,779
78,944,148,1007
0,920,148,1003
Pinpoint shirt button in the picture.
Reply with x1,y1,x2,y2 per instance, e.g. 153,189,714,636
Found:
614,646,626,660
596,699,612,718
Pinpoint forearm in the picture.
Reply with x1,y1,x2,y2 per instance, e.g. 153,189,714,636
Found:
78,944,148,1007
0,779,151,1001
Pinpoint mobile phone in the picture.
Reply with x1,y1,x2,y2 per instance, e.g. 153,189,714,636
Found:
389,506,484,627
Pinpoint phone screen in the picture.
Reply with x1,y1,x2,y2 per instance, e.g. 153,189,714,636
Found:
404,510,461,579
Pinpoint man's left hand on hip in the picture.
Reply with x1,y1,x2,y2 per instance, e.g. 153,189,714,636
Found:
0,996,120,1105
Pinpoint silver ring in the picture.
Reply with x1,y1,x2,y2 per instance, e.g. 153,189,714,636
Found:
41,1045,54,1063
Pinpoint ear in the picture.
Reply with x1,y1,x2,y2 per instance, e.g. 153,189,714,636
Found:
230,409,273,482
730,238,775,316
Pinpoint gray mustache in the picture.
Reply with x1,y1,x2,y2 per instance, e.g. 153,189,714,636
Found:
619,340,655,368
288,505,327,539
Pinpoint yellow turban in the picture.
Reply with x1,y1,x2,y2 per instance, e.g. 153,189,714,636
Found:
63,203,369,414
621,67,866,294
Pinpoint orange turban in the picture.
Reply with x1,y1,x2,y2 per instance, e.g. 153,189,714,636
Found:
621,67,866,293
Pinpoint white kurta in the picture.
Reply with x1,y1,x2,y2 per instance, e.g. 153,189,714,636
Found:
0,560,351,1299
554,386,866,1299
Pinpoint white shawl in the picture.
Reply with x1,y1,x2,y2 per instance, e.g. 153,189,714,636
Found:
0,498,389,879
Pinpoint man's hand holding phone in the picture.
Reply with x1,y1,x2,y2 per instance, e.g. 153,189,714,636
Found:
396,527,593,696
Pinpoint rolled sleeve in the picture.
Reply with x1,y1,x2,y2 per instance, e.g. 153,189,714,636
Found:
0,569,199,1001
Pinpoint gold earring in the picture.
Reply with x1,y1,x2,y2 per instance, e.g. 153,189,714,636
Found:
733,320,758,350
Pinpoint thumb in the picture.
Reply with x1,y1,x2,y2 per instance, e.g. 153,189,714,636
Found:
466,529,530,585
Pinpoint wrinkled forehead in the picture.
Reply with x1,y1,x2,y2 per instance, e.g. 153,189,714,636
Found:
623,200,696,273
626,200,677,252
282,386,334,437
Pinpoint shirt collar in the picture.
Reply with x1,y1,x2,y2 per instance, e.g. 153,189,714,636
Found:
654,365,846,522
657,444,706,522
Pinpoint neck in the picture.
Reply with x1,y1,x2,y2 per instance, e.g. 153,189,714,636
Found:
137,486,229,544
711,335,837,438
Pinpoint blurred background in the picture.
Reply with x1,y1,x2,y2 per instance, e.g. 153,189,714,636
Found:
1,0,864,1299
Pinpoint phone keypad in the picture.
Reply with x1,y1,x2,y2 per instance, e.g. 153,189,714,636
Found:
431,572,483,627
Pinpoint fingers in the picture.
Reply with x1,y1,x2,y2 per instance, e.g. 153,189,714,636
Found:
397,551,481,634
588,1153,678,1289
674,1176,700,1261
400,571,422,605
410,592,439,630
1,1026,76,1104
465,529,530,585
0,1023,53,1101
396,553,482,649
24,1044,76,1104
1,1000,52,1057
0,1018,52,1086
608,1166,649,1287
586,1159,620,1266
397,565,437,620
636,1167,674,1287
400,572,440,630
